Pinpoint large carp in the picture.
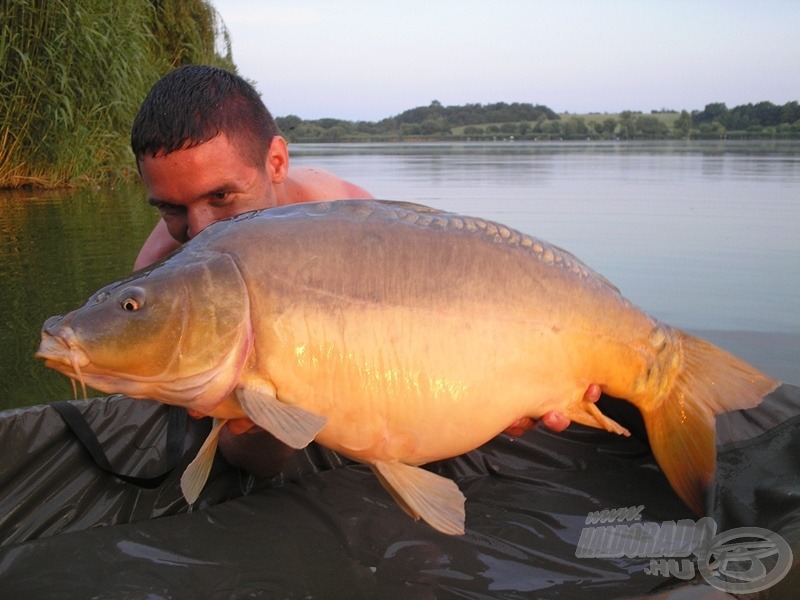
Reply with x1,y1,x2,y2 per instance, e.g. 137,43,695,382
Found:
37,200,778,534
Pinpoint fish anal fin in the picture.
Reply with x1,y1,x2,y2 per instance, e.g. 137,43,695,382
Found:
565,399,631,437
236,385,327,449
180,418,227,504
371,461,466,535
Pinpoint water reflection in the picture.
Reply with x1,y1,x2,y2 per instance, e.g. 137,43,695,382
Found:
0,182,157,409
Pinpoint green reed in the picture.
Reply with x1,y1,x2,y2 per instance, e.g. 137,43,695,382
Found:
0,0,234,188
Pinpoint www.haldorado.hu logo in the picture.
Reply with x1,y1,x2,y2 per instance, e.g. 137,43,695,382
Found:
574,505,793,594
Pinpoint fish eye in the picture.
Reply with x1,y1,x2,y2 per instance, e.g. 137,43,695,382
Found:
118,287,145,312
122,298,140,311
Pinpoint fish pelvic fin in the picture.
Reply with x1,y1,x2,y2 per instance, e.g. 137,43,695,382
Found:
236,385,327,449
642,331,780,516
371,461,466,535
180,418,228,504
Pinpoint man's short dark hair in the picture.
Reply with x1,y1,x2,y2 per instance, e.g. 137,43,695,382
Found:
131,65,278,169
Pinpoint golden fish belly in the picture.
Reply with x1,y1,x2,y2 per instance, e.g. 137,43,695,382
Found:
258,302,627,466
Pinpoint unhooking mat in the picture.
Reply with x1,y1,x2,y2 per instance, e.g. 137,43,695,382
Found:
0,384,798,599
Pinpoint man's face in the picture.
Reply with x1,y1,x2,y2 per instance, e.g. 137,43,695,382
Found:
139,133,278,243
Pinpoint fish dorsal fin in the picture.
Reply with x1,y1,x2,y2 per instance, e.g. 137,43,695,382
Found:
236,385,327,449
371,461,466,535
180,417,228,504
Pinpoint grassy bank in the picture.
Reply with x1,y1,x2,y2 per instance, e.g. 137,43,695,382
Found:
0,0,234,189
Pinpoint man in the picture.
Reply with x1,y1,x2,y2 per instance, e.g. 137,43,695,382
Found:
131,65,594,477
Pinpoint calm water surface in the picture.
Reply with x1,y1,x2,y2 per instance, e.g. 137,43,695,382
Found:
1,141,798,410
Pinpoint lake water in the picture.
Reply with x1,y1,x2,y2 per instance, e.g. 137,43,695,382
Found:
1,140,798,410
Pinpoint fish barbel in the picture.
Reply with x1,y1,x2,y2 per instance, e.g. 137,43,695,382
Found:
37,200,779,534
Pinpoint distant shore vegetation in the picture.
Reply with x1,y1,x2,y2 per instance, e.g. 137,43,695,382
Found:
2,2,798,189
277,99,800,144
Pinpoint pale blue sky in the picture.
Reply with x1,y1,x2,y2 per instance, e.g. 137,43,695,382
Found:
211,0,799,121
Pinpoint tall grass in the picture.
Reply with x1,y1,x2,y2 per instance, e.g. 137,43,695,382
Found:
0,0,234,188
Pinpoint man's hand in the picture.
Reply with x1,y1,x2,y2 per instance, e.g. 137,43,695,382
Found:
503,384,602,437
187,410,256,435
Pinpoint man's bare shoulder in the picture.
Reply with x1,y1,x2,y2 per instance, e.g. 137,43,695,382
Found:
284,167,374,202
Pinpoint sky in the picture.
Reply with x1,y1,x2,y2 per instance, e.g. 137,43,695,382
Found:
210,0,800,122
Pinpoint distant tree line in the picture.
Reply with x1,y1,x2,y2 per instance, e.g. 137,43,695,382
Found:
392,100,558,126
690,101,800,137
277,100,800,143
277,101,558,142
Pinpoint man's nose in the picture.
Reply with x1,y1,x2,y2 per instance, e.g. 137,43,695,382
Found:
186,206,215,239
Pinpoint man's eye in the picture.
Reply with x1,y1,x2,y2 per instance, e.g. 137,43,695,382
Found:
210,191,229,205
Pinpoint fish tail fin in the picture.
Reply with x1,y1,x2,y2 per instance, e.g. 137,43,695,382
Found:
641,332,779,515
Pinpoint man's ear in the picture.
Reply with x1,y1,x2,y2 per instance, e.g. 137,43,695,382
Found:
266,136,289,183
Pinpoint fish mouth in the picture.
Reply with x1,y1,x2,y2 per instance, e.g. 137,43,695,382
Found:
35,325,247,410
36,327,92,398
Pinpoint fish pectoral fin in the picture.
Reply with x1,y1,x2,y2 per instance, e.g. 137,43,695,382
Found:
371,461,466,535
180,418,228,504
565,400,631,436
236,386,327,449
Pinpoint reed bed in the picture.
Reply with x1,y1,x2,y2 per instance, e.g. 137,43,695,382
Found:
0,0,234,188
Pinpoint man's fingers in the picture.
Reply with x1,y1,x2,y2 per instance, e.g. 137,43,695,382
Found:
504,416,535,437
540,411,570,432
584,383,601,404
